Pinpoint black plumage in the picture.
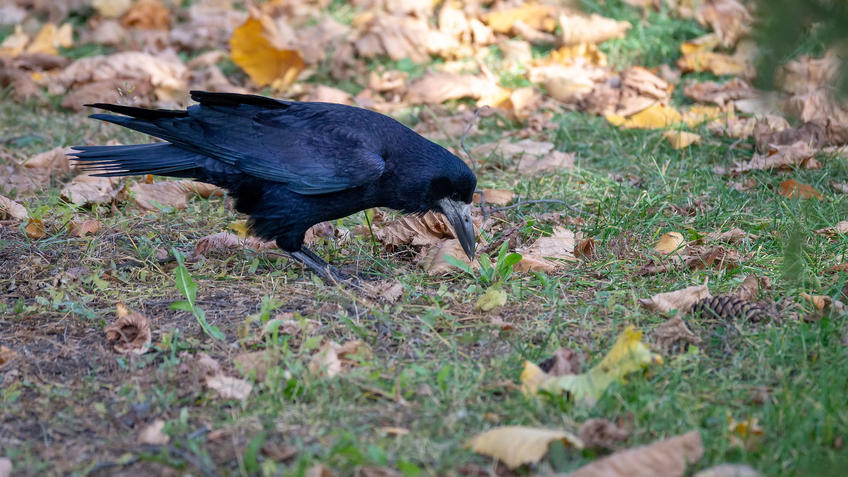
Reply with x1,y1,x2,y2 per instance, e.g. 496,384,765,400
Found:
71,91,477,282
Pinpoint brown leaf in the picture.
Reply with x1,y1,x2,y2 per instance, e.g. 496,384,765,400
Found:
0,345,20,367
516,226,578,272
375,211,457,247
473,139,555,158
695,0,751,46
583,67,671,117
753,121,826,153
0,65,40,101
832,182,848,194
229,13,305,90
639,282,712,315
404,72,501,104
355,14,460,63
569,430,703,477
68,219,100,237
702,227,756,244
308,340,371,377
725,141,818,174
683,77,756,106
420,239,475,275
60,174,121,206
778,179,822,200
652,316,702,352
579,418,631,450
138,419,170,445
361,280,404,304
475,189,514,206
654,232,686,254
24,147,70,174
483,3,558,33
539,346,582,377
0,195,27,221
733,274,760,302
234,351,276,382
105,303,152,355
121,0,171,30
130,180,223,210
559,12,631,45
193,232,277,257
467,426,583,470
693,464,762,477
814,221,848,237
206,375,253,401
24,218,46,239
518,150,575,174
575,237,596,259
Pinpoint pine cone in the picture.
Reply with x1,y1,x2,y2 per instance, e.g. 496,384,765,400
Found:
691,295,766,322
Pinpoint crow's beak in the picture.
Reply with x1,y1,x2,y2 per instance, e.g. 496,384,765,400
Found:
439,197,476,261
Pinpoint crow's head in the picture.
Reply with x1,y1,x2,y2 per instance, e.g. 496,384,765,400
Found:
427,158,477,261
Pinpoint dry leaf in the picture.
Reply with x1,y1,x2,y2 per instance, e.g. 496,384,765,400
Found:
683,77,756,106
130,180,223,210
539,346,582,376
467,426,582,469
695,0,751,46
229,13,305,91
652,316,702,352
702,227,755,244
516,226,578,272
404,72,502,104
579,418,631,450
355,14,460,63
663,130,701,149
518,150,575,174
682,105,726,127
724,141,818,174
375,210,458,247
474,138,555,158
778,179,821,200
121,0,170,30
733,274,761,302
0,195,27,221
361,280,404,303
308,340,370,377
606,103,683,129
68,219,100,237
559,12,631,45
654,232,686,254
234,351,275,382
484,3,558,33
753,121,825,153
694,464,762,477
475,189,514,206
193,232,277,257
0,346,19,367
206,375,253,401
60,174,119,206
105,303,152,355
138,419,170,445
639,282,712,315
419,239,473,275
727,415,763,451
677,36,755,77
831,182,848,194
93,0,132,18
24,218,46,239
25,147,70,173
569,430,703,477
814,221,848,237
194,352,222,377
0,25,29,57
25,23,73,56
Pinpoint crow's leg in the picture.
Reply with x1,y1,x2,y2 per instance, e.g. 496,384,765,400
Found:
287,246,353,284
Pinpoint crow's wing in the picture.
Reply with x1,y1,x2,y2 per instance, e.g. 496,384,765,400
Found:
89,92,386,195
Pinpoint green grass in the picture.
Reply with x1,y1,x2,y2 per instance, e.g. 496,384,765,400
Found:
2,2,848,476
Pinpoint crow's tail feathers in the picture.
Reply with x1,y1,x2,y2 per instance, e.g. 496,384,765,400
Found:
69,143,201,177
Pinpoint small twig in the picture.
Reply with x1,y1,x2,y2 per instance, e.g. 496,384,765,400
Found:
724,137,745,162
460,107,485,176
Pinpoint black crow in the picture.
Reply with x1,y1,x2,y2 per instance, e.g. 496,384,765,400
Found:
71,91,477,282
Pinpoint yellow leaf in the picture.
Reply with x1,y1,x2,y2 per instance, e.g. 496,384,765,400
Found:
230,14,305,90
25,23,73,56
468,426,583,469
606,103,683,129
0,25,29,57
663,130,701,149
483,3,558,33
654,232,686,254
683,105,727,127
476,287,507,312
230,220,250,238
522,327,662,405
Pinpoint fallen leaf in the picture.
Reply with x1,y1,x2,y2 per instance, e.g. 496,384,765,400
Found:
474,138,555,158
420,239,475,275
121,0,171,30
800,293,847,316
522,326,663,405
483,3,558,33
0,25,29,57
308,340,371,378
474,189,514,206
355,14,460,63
516,226,578,272
193,232,277,257
67,219,100,237
606,103,683,129
476,286,507,312
130,180,223,210
570,430,703,477
138,419,170,445
702,227,755,244
663,130,701,149
832,182,848,194
92,0,132,18
206,375,253,401
24,147,70,173
538,346,582,376
724,141,818,174
559,12,631,45
0,345,19,367
105,303,152,355
575,237,596,259
695,0,751,46
778,179,822,200
683,77,756,106
727,415,763,451
753,121,825,153
234,351,275,382
467,426,582,469
579,418,631,450
826,263,848,274
652,316,702,352
583,67,671,117
814,221,848,237
653,232,686,254
194,353,222,377
682,105,726,127
0,195,27,221
229,12,305,90
24,218,46,239
376,210,470,247
518,149,576,174
25,23,73,56
639,282,712,315
677,36,755,77
404,72,502,104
